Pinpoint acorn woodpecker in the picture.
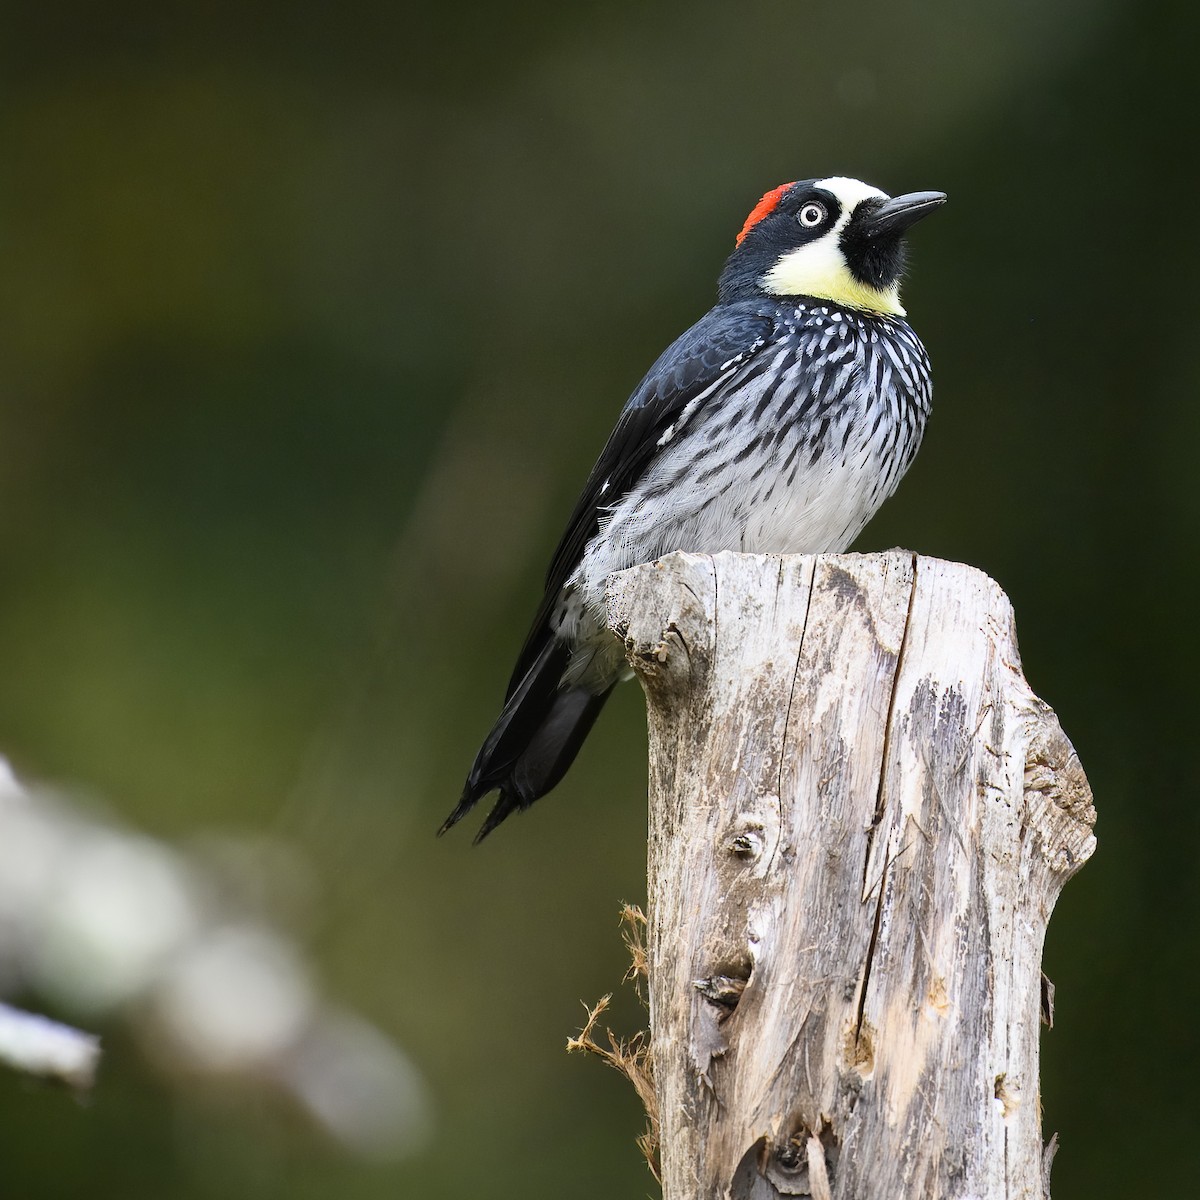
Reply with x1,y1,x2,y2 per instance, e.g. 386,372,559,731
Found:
443,176,945,841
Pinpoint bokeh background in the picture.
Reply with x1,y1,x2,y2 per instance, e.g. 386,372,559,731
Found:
0,0,1195,1195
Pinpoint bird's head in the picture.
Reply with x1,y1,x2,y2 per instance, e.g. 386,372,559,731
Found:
717,177,946,316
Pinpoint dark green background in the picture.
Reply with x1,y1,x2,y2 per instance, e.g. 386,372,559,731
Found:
1,1,1193,1195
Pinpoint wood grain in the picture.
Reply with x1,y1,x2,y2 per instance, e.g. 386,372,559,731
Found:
606,551,1095,1200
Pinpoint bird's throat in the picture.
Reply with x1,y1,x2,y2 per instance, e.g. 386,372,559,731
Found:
761,243,905,316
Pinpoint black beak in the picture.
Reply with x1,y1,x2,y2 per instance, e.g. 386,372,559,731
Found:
862,191,947,238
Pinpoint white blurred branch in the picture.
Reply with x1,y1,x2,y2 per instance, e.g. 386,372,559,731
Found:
0,757,430,1157
0,1002,99,1089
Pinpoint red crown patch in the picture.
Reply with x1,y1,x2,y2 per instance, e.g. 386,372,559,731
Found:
735,182,795,246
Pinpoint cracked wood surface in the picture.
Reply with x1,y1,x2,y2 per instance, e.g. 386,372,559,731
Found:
605,551,1095,1200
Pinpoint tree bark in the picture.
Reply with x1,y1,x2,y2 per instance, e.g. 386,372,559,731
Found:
605,551,1095,1200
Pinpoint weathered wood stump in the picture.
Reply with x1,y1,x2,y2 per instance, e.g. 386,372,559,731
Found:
605,551,1095,1200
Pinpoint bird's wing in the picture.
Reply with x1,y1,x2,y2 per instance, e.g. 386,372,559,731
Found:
505,302,776,697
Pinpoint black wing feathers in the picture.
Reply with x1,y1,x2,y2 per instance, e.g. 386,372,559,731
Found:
544,303,774,601
447,301,777,839
506,302,775,697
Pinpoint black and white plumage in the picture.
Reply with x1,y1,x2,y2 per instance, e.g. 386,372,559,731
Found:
444,176,945,841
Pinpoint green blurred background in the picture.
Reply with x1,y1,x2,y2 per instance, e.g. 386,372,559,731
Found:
0,0,1194,1195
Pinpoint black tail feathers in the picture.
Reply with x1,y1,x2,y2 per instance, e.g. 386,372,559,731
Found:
441,638,612,842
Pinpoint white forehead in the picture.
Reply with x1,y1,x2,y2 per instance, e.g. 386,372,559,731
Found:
814,177,890,216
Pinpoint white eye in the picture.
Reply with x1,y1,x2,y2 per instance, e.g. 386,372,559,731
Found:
798,202,826,227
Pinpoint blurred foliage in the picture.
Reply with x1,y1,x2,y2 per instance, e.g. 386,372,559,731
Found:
0,0,1196,1195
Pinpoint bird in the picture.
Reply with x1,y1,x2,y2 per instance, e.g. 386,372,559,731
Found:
443,176,945,842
